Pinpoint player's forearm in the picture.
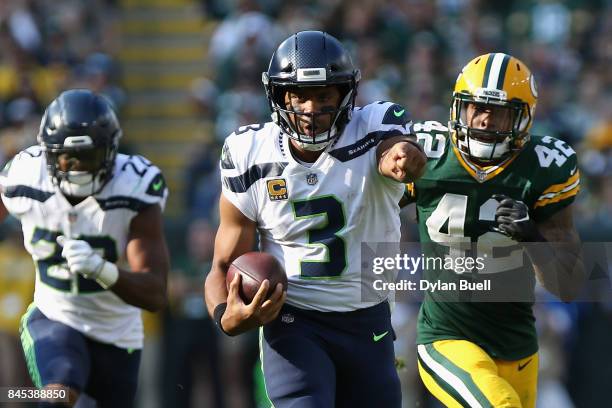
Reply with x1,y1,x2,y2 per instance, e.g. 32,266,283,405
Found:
204,265,229,318
527,243,585,301
111,267,168,312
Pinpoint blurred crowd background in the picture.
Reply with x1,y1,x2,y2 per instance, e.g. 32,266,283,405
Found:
0,0,610,407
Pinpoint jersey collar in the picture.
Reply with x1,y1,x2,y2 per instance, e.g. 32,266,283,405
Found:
452,145,521,183
278,132,335,169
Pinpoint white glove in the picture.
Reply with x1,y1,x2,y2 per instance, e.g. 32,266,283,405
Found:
57,236,119,289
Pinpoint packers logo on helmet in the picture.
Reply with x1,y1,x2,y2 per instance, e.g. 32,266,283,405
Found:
449,53,537,163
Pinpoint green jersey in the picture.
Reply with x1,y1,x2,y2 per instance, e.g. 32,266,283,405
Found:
407,120,580,360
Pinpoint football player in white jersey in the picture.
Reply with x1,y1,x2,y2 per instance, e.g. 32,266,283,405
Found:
204,31,426,407
0,89,170,407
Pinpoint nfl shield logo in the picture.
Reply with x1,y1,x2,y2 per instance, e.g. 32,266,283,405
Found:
281,313,294,324
306,173,318,185
476,170,487,182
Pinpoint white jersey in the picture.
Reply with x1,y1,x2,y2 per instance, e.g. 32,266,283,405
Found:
1,146,168,349
221,101,410,312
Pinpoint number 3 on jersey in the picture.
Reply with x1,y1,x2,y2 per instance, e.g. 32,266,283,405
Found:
292,195,347,279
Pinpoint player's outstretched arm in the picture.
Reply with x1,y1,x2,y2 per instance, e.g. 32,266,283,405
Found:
204,195,285,336
109,203,170,311
377,134,426,183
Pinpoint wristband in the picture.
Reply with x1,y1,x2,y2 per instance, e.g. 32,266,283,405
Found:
401,137,424,153
213,302,231,336
94,261,119,289
388,132,422,152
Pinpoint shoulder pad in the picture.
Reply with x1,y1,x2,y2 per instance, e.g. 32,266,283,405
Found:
528,135,579,219
380,102,411,126
1,145,47,188
18,145,44,159
107,154,168,211
221,122,275,174
528,135,578,179
358,101,411,128
411,120,449,159
0,146,48,216
347,102,412,150
231,123,267,138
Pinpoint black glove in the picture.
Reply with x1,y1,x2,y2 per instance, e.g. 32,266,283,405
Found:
491,194,545,242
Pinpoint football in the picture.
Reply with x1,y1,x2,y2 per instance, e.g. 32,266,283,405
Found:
226,252,287,303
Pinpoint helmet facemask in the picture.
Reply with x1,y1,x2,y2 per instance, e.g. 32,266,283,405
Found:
268,84,354,151
451,93,531,164
43,134,119,197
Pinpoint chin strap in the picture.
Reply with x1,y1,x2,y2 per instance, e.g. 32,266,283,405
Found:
57,172,106,197
95,261,119,289
293,139,331,152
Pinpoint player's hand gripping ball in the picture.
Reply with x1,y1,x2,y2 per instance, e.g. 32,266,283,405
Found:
226,252,288,303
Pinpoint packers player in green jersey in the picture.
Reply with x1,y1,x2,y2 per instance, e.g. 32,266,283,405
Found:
403,53,585,407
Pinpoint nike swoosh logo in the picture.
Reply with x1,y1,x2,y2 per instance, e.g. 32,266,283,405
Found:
373,331,389,342
570,166,577,175
152,179,163,191
393,109,405,117
518,358,532,371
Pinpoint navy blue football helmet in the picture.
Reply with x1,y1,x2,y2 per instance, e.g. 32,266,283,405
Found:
37,89,122,196
262,31,360,149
